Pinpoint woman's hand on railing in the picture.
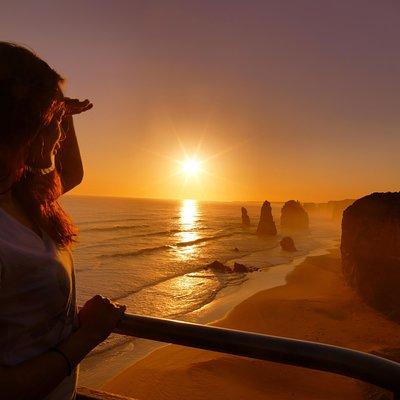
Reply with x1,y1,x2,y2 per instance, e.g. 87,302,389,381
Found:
78,295,126,346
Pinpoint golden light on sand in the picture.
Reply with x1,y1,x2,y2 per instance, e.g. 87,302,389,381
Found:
181,158,201,177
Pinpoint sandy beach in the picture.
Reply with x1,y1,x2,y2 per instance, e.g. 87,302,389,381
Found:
103,248,400,399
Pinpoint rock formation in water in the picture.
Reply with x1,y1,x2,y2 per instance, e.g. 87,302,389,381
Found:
280,236,297,252
241,207,250,226
206,260,231,273
280,200,309,230
256,201,277,236
233,262,259,273
341,192,400,320
206,260,258,273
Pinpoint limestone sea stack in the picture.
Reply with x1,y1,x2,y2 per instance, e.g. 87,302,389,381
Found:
281,200,309,230
241,207,250,226
256,201,277,236
280,236,297,252
341,192,400,320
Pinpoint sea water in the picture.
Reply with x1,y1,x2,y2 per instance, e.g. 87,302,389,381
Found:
61,196,340,387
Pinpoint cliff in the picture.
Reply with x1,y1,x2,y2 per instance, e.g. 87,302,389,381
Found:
341,192,400,320
303,200,355,220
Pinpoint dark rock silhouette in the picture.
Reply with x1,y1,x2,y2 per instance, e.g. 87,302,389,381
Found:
281,200,309,230
280,236,297,252
233,262,259,273
233,247,240,252
233,262,248,272
206,260,231,273
241,207,250,226
341,192,400,320
256,201,277,236
206,260,258,273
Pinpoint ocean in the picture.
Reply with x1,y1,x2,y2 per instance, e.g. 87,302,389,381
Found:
61,196,340,387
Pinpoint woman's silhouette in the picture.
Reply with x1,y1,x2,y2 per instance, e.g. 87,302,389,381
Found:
0,42,126,400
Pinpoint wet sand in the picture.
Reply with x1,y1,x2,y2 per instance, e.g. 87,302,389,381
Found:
103,249,400,399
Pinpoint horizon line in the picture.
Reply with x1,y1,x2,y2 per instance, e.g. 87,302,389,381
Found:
64,192,358,205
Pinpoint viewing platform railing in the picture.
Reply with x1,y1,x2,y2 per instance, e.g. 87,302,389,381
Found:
78,312,400,399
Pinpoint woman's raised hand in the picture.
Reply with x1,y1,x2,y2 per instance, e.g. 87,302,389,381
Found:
78,295,126,346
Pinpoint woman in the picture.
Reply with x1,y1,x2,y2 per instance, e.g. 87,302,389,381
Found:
0,42,126,399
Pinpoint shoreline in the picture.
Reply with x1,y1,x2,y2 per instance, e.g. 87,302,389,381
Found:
78,241,337,387
103,247,400,400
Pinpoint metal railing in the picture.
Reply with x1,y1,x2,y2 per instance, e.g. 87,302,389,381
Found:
111,312,400,397
77,386,134,400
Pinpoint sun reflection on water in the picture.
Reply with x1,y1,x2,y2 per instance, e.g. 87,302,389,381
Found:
180,199,198,228
177,199,200,259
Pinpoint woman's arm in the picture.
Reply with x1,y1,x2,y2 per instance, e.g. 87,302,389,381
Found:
57,98,93,193
0,328,93,400
57,115,84,194
0,295,125,400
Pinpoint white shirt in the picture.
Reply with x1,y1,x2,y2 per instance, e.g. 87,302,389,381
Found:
0,206,78,399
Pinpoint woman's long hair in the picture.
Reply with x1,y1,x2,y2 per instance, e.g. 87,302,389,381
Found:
0,42,76,247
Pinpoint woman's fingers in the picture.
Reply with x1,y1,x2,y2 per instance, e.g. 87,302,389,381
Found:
90,295,126,311
64,97,93,115
67,103,93,114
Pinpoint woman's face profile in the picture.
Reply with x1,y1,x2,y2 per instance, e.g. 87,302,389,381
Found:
25,95,93,169
27,107,65,168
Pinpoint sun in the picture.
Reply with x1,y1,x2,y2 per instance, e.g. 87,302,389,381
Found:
182,158,201,176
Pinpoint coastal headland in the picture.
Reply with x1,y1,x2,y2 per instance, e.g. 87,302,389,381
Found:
103,248,400,399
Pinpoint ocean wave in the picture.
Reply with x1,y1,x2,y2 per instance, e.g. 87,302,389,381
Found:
101,232,235,259
138,229,182,237
101,244,174,259
77,217,146,226
110,264,247,304
174,233,233,247
81,224,150,233
138,227,211,237
163,275,248,320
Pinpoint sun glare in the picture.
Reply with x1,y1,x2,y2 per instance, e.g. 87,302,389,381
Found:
182,158,201,176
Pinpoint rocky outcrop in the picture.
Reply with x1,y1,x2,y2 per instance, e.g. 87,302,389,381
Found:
206,260,258,273
280,236,297,252
256,201,277,236
241,207,250,226
233,262,258,273
281,200,309,230
341,192,400,320
206,260,231,273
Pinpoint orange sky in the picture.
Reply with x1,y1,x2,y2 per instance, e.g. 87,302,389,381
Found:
2,1,399,202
